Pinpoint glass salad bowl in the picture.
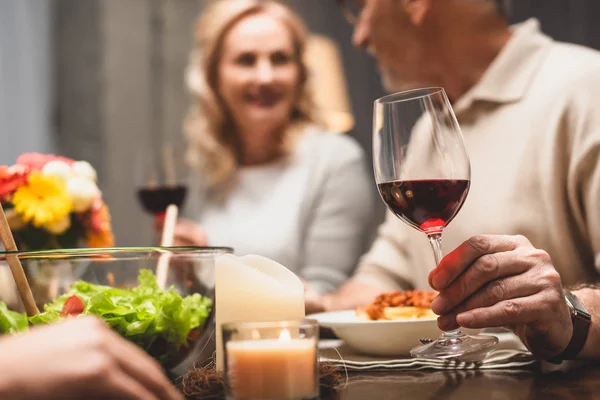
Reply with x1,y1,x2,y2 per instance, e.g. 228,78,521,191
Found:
0,246,232,372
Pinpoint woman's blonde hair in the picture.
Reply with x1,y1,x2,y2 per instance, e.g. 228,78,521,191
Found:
184,0,316,191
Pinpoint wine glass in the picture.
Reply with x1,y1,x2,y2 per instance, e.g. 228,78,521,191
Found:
135,143,188,242
372,87,497,360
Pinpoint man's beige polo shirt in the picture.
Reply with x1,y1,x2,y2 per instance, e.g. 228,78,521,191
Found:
354,19,600,290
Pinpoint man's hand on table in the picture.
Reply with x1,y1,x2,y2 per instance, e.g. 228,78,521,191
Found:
0,317,183,400
429,234,574,359
304,281,392,315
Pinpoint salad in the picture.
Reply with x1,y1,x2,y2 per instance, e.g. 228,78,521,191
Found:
0,270,212,364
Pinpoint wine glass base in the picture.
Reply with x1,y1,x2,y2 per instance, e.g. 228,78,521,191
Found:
410,332,498,361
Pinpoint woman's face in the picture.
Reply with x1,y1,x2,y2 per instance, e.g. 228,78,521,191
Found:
217,12,301,134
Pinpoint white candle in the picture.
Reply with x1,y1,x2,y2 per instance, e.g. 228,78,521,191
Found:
215,254,305,370
226,329,317,399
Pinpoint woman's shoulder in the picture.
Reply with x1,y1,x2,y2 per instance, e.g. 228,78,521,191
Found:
299,125,366,165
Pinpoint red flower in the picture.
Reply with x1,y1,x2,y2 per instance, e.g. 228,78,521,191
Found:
0,165,28,200
16,153,75,171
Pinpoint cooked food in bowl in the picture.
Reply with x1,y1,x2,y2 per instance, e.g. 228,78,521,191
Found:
356,290,438,320
311,290,481,356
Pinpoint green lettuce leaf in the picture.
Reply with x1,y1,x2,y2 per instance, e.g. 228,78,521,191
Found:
0,302,28,334
27,269,212,362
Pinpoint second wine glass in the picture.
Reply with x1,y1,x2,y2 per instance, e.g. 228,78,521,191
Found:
135,143,188,242
373,87,497,360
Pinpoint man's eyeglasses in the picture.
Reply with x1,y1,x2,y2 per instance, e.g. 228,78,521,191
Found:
335,0,364,25
337,1,508,25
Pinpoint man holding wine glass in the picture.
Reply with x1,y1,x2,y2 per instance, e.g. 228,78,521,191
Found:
309,0,600,361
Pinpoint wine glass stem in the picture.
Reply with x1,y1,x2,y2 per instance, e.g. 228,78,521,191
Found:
428,233,443,265
428,232,463,339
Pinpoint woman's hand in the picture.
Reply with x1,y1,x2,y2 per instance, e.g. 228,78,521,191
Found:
173,218,208,247
0,317,184,400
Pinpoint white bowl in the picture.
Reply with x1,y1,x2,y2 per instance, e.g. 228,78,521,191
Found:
310,310,480,357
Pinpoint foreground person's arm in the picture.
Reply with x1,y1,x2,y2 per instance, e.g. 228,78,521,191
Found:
0,317,183,400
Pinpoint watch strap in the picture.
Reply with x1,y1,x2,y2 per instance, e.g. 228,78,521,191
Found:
558,313,591,360
548,290,591,363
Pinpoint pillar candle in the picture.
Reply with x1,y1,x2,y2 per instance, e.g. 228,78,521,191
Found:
215,254,305,370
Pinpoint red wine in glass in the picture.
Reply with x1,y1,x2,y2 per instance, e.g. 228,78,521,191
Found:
377,179,470,234
137,185,187,233
137,185,188,215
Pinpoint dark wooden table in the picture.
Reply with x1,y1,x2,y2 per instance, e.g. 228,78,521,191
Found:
338,363,600,399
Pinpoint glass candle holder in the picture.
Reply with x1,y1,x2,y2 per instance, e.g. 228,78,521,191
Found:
222,319,319,400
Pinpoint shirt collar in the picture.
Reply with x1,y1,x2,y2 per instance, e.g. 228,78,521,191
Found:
454,18,553,114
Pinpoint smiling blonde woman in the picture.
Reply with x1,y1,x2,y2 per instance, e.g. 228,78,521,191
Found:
176,0,374,299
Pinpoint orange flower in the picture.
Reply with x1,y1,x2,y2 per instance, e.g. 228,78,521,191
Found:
87,198,115,248
88,229,115,248
0,165,28,200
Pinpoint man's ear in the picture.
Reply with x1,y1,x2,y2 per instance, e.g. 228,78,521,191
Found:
400,0,432,26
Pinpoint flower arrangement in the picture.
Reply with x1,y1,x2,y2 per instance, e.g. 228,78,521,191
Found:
0,153,114,250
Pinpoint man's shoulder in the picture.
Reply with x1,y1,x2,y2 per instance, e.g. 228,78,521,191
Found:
542,41,600,85
533,42,600,141
531,41,600,114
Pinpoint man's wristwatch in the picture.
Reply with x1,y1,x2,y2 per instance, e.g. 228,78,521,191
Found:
547,290,592,364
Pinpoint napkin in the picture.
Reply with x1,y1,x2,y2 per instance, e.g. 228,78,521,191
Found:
319,331,537,372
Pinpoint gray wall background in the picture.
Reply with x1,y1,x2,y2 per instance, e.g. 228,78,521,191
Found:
2,0,600,246
0,0,55,164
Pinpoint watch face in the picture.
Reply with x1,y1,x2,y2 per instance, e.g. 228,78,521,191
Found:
565,291,592,321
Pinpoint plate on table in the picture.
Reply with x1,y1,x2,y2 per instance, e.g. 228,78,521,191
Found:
309,310,480,357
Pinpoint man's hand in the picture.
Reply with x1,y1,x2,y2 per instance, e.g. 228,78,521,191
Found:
304,291,326,315
303,281,389,315
428,234,573,359
0,317,184,400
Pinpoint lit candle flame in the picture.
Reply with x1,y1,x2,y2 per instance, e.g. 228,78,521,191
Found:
279,328,291,341
252,329,261,340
